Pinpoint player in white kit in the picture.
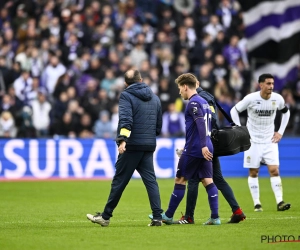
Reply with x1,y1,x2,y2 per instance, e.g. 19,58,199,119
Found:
230,74,291,212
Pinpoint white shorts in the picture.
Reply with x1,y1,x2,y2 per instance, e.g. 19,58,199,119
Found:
243,142,279,168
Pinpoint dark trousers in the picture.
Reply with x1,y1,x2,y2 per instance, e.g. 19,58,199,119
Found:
102,151,163,220
185,156,240,218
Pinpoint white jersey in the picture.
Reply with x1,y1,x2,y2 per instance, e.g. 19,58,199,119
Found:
234,91,285,143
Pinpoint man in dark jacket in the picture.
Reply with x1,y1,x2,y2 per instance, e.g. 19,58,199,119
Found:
87,69,163,227
174,78,246,224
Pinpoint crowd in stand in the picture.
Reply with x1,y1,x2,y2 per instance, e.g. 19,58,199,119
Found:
0,0,299,139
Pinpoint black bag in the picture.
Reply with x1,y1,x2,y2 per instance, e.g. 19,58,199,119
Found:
211,102,251,157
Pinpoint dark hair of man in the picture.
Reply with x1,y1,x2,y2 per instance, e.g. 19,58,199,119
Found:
175,73,197,88
258,73,274,83
124,69,142,85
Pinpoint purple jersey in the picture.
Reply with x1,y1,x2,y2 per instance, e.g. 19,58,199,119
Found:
182,94,213,158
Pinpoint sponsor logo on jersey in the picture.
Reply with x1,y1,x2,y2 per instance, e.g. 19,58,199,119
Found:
193,107,198,114
191,102,197,105
202,103,210,109
247,156,251,163
255,110,275,116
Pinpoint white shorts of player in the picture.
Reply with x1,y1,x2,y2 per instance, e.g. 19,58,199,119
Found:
243,142,279,168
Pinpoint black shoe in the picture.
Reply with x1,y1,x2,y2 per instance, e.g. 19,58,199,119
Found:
254,204,263,212
148,219,162,226
228,213,246,223
277,201,291,211
173,213,195,224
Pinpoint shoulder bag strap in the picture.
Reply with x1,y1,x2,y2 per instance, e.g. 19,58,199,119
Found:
215,100,236,125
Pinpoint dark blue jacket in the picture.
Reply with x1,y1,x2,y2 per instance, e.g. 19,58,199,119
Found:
196,87,220,130
117,82,162,151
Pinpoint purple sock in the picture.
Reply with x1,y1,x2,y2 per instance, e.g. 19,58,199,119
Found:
165,184,186,218
205,183,219,219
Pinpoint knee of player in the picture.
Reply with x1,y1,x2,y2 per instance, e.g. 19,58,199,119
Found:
269,168,280,176
201,178,213,187
175,177,187,185
249,168,259,177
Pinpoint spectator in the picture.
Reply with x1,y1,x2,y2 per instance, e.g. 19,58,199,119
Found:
85,57,105,81
29,48,43,78
229,67,244,95
51,111,76,138
216,0,238,29
16,105,36,138
183,16,197,48
0,94,20,118
197,63,214,93
67,99,84,127
212,54,229,83
157,47,174,77
41,54,66,95
157,77,176,113
222,35,242,68
53,73,74,100
15,45,32,71
203,15,223,40
161,102,185,137
0,111,17,138
100,69,117,98
62,33,83,66
38,14,50,39
211,30,226,55
173,0,195,22
51,91,68,124
13,69,33,105
0,0,297,138
93,110,113,138
27,77,40,104
129,33,148,69
0,8,11,30
77,112,94,137
194,6,210,37
31,89,51,137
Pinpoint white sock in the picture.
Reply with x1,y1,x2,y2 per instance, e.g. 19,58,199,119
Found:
270,176,283,204
248,177,261,206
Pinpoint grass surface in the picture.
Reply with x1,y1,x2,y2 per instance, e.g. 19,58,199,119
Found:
0,178,299,250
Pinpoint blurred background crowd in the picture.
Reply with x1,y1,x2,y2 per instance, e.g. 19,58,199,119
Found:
0,0,299,139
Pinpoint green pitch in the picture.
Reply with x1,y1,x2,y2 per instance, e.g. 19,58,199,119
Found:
1,178,299,250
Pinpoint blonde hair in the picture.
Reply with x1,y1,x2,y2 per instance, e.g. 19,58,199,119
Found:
175,73,197,88
1,111,13,120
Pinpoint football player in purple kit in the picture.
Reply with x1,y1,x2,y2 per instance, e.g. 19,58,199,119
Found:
149,73,220,225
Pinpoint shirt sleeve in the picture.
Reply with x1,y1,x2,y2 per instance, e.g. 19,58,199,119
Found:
277,94,286,110
230,107,241,126
118,93,133,131
235,94,252,113
188,102,207,148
